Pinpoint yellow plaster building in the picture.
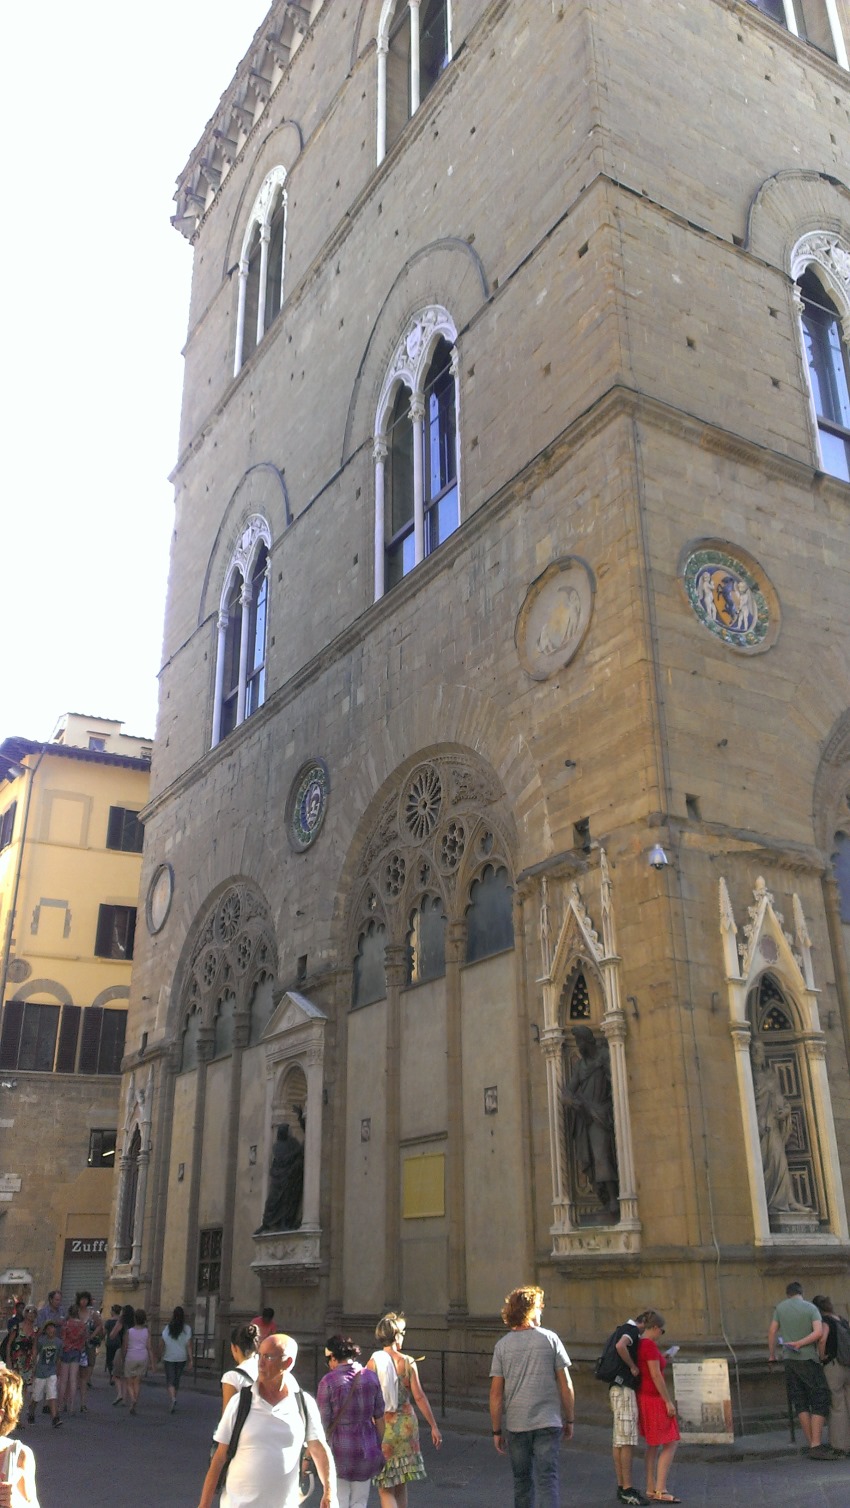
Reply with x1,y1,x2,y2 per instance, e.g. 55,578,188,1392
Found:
0,714,151,1306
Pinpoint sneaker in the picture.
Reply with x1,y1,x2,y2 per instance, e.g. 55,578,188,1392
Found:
808,1444,843,1460
620,1492,651,1506
112,1396,123,1407
52,1417,62,1429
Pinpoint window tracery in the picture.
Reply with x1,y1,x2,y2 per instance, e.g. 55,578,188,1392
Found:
376,0,452,163
373,310,460,598
177,883,278,1068
349,755,513,1004
234,167,288,375
212,516,271,747
791,233,850,481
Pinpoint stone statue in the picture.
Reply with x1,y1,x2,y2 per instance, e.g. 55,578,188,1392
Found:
561,1025,619,1218
255,1118,304,1233
750,1042,810,1214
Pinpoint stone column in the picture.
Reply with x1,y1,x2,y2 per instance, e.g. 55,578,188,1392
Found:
803,1034,849,1238
822,873,850,1070
445,918,468,1317
302,1045,324,1229
217,1011,249,1332
450,345,461,514
376,37,388,164
236,579,253,726
256,222,271,345
601,1013,638,1227
211,609,228,746
541,1027,568,1217
409,0,421,114
730,1022,771,1245
182,1028,215,1307
383,943,408,1305
373,437,388,600
234,258,249,376
410,396,426,565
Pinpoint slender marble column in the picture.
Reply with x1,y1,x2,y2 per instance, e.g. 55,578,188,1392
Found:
376,38,388,164
236,580,252,726
409,0,421,114
256,223,271,346
730,1022,771,1245
211,609,228,746
445,919,468,1316
410,396,425,564
374,437,387,599
234,260,249,376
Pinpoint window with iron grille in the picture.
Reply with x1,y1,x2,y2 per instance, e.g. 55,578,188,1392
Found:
197,1228,223,1294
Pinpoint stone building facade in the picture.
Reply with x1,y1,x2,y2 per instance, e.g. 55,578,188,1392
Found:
115,0,850,1389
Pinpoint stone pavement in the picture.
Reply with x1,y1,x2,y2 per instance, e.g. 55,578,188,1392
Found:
16,1373,850,1507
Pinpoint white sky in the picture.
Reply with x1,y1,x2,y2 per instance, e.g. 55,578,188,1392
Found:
1,3,271,744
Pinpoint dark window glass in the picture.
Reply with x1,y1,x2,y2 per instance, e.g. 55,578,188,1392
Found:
213,993,236,1058
220,574,243,740
832,832,850,923
88,1129,117,1168
94,905,137,961
106,806,144,853
747,0,787,20
465,864,514,964
56,1004,81,1072
423,337,458,554
198,1227,223,1293
406,895,447,984
0,1001,24,1069
0,802,16,851
88,736,106,752
419,0,450,101
245,547,268,719
386,1,411,150
352,921,387,1007
242,225,262,362
17,1003,60,1072
248,975,276,1046
795,0,838,57
386,385,416,589
264,193,286,332
800,269,850,480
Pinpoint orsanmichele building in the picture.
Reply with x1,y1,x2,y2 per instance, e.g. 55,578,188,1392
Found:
113,0,850,1398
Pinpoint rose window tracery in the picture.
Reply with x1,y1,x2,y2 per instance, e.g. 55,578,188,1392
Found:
402,765,443,841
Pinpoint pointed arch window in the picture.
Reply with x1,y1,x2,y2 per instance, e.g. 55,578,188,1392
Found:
352,920,388,1007
212,519,271,747
406,894,446,984
234,168,288,376
798,266,850,479
374,310,460,599
465,864,514,963
377,0,452,163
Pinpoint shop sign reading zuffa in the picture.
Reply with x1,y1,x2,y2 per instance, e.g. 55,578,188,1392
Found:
63,1238,108,1257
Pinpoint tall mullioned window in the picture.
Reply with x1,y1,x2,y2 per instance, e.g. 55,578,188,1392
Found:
374,309,460,599
212,518,271,747
234,168,288,375
798,268,850,480
747,0,847,64
377,0,452,162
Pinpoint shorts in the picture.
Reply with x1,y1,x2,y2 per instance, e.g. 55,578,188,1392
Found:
32,1376,58,1403
609,1383,639,1448
125,1360,147,1379
164,1361,186,1390
60,1348,83,1364
784,1359,831,1420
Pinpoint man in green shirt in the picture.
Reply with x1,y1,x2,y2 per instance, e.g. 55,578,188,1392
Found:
768,1281,837,1460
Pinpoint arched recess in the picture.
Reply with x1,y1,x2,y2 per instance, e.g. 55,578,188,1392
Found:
341,238,489,467
536,859,640,1258
719,875,848,1246
745,170,850,270
172,881,279,1068
110,1066,152,1279
221,122,304,280
10,978,72,1006
198,464,291,628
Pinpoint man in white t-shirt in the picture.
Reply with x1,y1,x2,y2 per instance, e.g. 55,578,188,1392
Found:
197,1332,336,1508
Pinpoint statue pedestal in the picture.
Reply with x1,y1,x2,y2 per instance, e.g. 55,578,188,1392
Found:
551,1220,641,1259
769,1210,820,1236
250,1226,321,1284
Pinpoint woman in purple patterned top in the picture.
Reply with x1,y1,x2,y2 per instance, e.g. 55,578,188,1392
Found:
317,1336,385,1508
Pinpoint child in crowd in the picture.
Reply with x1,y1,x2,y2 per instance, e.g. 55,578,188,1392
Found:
31,1321,61,1428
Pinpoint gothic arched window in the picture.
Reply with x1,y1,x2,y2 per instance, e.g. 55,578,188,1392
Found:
374,309,460,599
353,920,388,1007
212,519,271,747
798,266,850,480
234,168,288,375
406,895,446,984
465,864,514,964
377,0,452,162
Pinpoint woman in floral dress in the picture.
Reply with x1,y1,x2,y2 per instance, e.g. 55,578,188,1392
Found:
367,1312,441,1508
7,1309,37,1425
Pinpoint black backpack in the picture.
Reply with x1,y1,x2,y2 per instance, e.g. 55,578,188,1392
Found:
834,1316,850,1369
594,1326,635,1387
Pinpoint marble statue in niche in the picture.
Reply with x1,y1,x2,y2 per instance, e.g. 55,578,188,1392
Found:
750,1042,811,1215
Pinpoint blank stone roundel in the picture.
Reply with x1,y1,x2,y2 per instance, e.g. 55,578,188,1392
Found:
515,557,595,680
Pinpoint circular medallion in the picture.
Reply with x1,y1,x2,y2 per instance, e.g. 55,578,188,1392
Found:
400,764,442,841
681,541,778,652
287,759,330,852
145,863,174,935
515,557,595,680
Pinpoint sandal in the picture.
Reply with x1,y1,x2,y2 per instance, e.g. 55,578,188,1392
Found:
651,1495,682,1503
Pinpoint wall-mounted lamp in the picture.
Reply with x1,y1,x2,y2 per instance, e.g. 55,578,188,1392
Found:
627,995,639,1020
648,844,669,870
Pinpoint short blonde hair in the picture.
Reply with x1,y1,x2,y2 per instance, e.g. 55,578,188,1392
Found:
0,1366,23,1438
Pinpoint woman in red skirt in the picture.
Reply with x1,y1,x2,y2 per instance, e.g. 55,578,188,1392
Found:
636,1311,680,1503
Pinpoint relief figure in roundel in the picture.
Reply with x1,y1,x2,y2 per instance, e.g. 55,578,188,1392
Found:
255,1117,305,1233
536,584,583,656
693,565,756,636
750,1042,811,1215
561,1025,619,1219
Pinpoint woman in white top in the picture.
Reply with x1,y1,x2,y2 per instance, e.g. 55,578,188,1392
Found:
0,1364,39,1507
159,1306,194,1414
220,1323,260,1415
